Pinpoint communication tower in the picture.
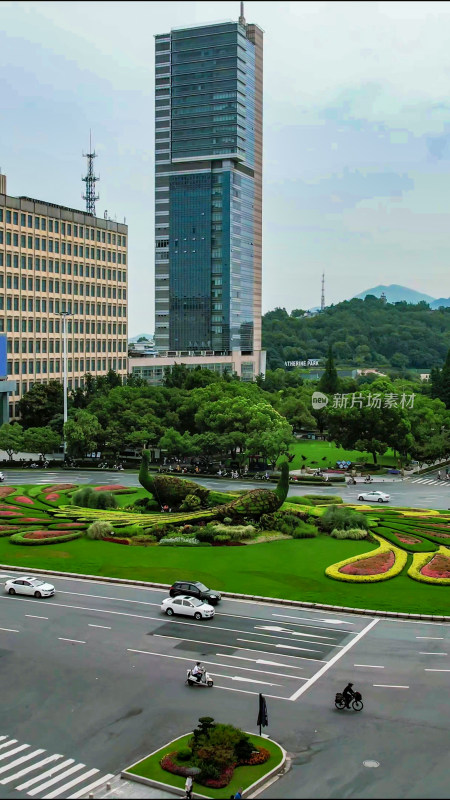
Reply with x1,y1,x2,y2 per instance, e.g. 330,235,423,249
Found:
82,131,99,215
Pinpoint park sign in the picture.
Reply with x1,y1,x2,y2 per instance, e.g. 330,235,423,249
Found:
285,358,319,368
0,335,6,378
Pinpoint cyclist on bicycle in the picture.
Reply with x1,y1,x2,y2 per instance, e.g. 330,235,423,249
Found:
343,682,355,708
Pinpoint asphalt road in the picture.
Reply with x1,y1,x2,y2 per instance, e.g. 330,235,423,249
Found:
2,468,450,510
0,574,448,799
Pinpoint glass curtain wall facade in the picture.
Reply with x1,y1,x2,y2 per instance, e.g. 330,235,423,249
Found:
154,16,263,359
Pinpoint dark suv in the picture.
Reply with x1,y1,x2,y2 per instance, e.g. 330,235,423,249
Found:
169,580,221,605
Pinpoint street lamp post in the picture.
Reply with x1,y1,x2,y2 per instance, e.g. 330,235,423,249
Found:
60,312,72,460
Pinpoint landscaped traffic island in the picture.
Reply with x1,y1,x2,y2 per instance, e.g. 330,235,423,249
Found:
123,717,285,798
0,460,448,615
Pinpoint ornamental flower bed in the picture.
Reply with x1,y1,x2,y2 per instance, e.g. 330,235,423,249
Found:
24,530,74,540
44,493,60,501
395,533,422,544
13,496,34,505
0,487,15,498
421,552,450,579
340,550,395,575
47,484,77,492
93,485,128,492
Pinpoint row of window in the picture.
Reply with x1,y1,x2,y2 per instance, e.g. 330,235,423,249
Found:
0,301,127,330
3,318,125,335
7,338,127,354
0,281,126,297
0,234,127,262
0,253,127,276
7,357,127,377
0,295,126,313
0,210,126,245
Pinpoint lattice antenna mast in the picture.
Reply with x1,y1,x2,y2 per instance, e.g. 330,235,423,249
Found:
239,1,246,25
82,131,99,215
321,272,325,311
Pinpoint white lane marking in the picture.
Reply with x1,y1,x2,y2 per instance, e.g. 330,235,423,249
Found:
0,748,45,776
0,738,6,742
25,615,48,619
424,668,450,672
272,615,358,634
373,684,409,689
237,638,325,657
127,649,306,681
0,628,19,633
0,740,17,751
256,625,338,641
43,767,99,799
321,619,354,625
68,773,115,799
419,652,447,656
88,624,111,629
0,754,63,785
152,633,323,663
354,664,385,669
209,673,282,687
0,744,29,761
289,618,379,702
58,638,86,644
416,636,444,640
212,684,288,700
26,762,84,795
219,654,305,671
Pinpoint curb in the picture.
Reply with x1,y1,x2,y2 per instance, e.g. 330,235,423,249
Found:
121,731,286,799
0,563,448,622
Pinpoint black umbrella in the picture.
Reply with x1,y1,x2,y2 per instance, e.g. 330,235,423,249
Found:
257,693,268,736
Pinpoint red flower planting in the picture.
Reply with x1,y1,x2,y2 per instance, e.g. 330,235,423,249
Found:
104,537,130,545
93,485,127,491
0,487,15,498
0,510,21,517
50,522,85,529
159,753,191,778
203,765,235,788
24,530,72,540
421,552,450,579
395,533,422,544
239,747,270,766
44,493,60,501
19,517,50,523
340,550,395,576
14,496,34,505
0,525,20,532
47,484,76,491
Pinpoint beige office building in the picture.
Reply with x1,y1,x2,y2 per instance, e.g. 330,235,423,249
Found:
0,174,128,418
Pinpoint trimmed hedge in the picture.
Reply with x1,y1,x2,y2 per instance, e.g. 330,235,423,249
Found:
10,530,82,545
325,533,407,583
376,526,438,553
408,547,450,585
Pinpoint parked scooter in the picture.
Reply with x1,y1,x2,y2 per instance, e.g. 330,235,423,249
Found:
186,668,214,688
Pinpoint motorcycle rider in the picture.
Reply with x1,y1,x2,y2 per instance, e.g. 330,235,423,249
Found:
191,662,204,683
343,682,355,708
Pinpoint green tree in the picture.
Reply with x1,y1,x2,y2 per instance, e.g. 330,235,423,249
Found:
431,348,450,408
64,410,102,459
0,423,25,460
158,427,199,458
18,381,64,428
318,346,339,394
23,427,61,460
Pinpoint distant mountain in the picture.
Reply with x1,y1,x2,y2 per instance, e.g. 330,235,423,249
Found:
352,284,435,304
128,333,154,343
430,297,450,309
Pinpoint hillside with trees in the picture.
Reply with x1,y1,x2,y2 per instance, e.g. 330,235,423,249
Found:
262,296,450,370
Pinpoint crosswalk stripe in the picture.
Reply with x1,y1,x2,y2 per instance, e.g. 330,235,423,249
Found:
27,762,86,796
0,744,29,761
43,767,99,799
16,758,75,791
0,740,18,751
0,738,7,743
68,773,114,799
0,754,63,785
0,748,45,776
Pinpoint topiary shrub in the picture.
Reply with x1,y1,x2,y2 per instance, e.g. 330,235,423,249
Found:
292,521,318,538
319,505,369,533
86,520,114,539
72,486,94,507
130,496,159,513
139,450,209,506
176,748,192,763
90,491,117,510
180,494,202,511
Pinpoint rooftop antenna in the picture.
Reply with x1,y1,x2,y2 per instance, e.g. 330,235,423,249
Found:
239,1,246,25
321,272,325,311
82,130,99,215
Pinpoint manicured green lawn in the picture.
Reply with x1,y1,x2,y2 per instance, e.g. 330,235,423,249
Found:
285,440,396,470
126,733,284,799
0,533,446,615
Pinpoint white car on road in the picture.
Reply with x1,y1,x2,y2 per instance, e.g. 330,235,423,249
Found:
358,490,390,503
161,595,215,620
5,576,55,598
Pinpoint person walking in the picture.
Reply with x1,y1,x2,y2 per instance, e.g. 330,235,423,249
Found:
184,774,193,800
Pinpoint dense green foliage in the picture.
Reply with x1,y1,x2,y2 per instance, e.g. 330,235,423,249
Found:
262,296,450,370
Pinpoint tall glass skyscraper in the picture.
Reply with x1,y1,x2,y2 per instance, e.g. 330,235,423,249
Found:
154,7,264,378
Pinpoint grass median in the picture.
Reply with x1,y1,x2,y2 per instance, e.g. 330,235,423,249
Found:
0,534,446,615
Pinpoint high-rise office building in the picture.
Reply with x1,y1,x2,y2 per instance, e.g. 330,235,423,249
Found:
152,5,265,381
0,175,128,417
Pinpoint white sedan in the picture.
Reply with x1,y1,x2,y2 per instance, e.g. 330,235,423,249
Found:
357,491,390,503
5,576,55,598
161,595,215,620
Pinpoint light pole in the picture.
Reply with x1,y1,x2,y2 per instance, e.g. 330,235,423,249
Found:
60,312,72,460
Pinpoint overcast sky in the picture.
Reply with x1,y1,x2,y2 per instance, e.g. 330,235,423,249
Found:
2,0,450,335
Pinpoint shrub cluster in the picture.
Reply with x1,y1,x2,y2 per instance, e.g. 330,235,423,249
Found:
319,505,369,533
259,510,315,538
180,494,202,511
86,521,114,539
330,528,368,540
72,487,117,510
